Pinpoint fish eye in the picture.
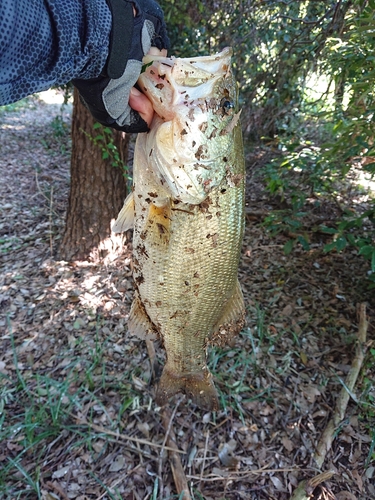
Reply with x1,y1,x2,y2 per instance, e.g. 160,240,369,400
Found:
220,98,234,114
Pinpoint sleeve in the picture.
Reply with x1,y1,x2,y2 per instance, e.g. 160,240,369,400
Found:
0,0,112,105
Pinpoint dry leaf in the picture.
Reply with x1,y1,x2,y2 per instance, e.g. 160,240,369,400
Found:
365,466,375,479
336,492,357,500
281,304,293,316
109,455,126,472
52,466,70,479
137,422,150,437
351,469,363,491
270,475,286,492
218,439,239,467
281,436,295,452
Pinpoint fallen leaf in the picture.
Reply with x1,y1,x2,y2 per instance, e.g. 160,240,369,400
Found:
52,466,70,479
218,439,239,467
281,436,294,452
351,469,363,491
271,475,286,492
109,455,126,472
336,492,357,500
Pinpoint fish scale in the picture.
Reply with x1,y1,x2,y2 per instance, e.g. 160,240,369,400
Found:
113,48,245,410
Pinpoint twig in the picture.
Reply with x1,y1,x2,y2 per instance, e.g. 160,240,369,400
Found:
200,431,210,486
161,406,192,500
96,463,143,500
34,170,59,217
314,303,369,468
146,338,157,380
289,471,336,500
70,413,184,453
49,185,53,256
158,399,181,499
187,465,301,482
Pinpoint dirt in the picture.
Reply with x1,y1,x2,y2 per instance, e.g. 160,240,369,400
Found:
0,94,374,500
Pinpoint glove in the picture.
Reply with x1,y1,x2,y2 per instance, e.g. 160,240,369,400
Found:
73,0,169,133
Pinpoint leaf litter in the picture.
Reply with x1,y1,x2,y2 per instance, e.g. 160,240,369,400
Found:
0,95,374,499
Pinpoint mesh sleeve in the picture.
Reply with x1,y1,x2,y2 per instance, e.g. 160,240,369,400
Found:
0,0,112,104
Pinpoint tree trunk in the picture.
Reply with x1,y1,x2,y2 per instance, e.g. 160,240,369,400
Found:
59,88,129,261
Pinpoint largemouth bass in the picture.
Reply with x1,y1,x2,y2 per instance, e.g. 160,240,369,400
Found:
113,48,245,410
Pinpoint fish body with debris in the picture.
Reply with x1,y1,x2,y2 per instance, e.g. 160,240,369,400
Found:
113,48,245,410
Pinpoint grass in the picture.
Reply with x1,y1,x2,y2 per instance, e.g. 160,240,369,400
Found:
0,237,23,254
207,305,290,419
0,329,143,499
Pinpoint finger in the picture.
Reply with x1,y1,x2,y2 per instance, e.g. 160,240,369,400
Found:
148,47,168,56
129,87,154,127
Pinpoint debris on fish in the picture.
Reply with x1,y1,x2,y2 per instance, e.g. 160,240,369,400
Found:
113,47,245,410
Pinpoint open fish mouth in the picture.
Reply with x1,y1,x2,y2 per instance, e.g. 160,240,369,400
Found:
137,47,242,205
140,47,233,118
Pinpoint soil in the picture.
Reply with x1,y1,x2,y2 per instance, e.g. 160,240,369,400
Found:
0,93,374,500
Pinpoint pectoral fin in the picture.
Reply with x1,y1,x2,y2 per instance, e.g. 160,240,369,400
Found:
112,192,134,233
145,199,171,243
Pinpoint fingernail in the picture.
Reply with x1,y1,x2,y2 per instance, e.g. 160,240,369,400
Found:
130,87,141,97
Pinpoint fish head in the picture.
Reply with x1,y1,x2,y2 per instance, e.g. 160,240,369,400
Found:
138,48,241,204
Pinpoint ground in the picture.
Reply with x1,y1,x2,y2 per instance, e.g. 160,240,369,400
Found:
0,93,374,500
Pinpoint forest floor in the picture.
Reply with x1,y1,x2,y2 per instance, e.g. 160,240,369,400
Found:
0,94,374,500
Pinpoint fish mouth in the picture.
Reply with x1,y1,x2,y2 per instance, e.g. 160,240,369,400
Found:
137,48,239,204
138,48,233,120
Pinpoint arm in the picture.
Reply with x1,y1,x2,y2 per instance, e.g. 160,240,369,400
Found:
0,0,111,103
0,0,169,132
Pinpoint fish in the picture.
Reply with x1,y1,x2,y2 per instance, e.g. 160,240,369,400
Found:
113,47,245,410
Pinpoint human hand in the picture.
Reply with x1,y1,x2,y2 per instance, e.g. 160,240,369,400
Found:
72,0,169,133
129,47,168,127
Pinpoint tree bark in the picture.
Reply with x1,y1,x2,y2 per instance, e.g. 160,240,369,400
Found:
59,88,129,261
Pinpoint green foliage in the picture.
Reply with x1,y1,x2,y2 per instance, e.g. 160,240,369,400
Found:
0,97,38,116
161,1,375,281
87,123,131,183
160,0,351,136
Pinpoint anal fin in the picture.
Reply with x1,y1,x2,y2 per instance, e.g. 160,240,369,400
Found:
211,279,245,347
128,292,158,340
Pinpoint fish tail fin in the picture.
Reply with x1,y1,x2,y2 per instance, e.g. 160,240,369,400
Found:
156,365,219,411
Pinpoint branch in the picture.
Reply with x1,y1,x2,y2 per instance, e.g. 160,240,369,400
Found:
313,303,369,468
289,471,336,500
70,414,184,454
161,407,192,500
145,339,191,499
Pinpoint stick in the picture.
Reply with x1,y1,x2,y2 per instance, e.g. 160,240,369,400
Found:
146,338,157,380
158,400,181,499
70,413,184,454
44,481,70,500
200,431,210,485
49,185,54,256
289,471,335,500
161,407,192,500
314,303,369,468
